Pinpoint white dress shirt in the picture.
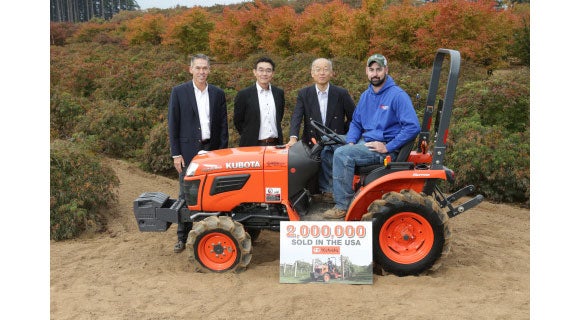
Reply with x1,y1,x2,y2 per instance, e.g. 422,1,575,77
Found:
256,82,278,140
316,84,329,124
193,81,210,140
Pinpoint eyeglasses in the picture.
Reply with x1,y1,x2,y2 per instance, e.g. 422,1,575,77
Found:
256,68,273,74
312,68,331,74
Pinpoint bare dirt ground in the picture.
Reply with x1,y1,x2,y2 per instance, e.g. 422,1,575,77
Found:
50,158,530,320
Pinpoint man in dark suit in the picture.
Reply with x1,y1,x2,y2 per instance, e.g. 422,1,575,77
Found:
168,53,229,253
288,58,355,201
234,57,285,147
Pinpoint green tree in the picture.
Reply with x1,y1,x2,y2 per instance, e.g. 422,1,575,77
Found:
50,0,141,22
125,13,166,45
163,8,215,54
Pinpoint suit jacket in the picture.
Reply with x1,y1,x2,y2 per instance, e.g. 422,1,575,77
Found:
289,84,355,147
168,81,229,167
233,84,285,147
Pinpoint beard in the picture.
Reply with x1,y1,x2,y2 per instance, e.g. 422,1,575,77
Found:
369,75,385,87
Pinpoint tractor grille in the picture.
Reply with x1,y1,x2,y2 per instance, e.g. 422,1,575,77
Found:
210,174,250,195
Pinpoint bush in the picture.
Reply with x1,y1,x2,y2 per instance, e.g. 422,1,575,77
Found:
50,88,88,139
74,99,158,158
140,121,174,176
447,116,530,205
50,140,120,240
50,21,78,46
455,67,530,133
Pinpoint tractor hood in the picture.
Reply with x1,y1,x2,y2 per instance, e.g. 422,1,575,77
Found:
182,143,320,211
185,146,288,177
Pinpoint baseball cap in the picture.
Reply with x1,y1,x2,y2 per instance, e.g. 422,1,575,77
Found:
367,54,387,67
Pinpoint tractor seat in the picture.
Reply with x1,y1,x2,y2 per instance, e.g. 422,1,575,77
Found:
354,139,415,176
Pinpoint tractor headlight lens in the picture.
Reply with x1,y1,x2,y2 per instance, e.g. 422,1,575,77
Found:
186,162,199,176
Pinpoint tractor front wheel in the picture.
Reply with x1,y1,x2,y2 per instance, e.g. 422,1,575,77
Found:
187,216,252,273
362,189,450,276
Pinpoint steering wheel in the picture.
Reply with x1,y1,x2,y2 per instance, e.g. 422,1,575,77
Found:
310,120,346,145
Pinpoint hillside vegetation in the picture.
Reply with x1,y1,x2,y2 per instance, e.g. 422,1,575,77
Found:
50,0,529,240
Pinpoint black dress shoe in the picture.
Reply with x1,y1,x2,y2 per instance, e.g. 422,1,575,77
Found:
174,241,185,253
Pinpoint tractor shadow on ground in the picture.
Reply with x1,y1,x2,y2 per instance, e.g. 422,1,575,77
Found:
300,198,335,221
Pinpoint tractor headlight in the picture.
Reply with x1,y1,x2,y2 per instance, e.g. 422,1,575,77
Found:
186,162,199,176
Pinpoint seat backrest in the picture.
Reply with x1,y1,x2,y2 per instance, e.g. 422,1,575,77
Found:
354,137,417,176
394,138,416,162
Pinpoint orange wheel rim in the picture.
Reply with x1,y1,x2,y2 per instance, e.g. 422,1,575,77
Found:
378,212,434,264
323,273,331,282
196,232,238,271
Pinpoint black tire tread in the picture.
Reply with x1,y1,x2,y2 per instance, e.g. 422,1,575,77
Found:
187,216,252,273
365,189,451,276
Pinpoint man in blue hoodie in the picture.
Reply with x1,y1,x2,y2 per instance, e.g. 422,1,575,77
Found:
322,54,421,220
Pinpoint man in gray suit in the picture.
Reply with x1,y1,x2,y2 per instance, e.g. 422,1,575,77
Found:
168,53,229,253
288,58,355,202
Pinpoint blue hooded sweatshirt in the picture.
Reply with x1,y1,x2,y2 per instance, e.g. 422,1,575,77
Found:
346,76,420,152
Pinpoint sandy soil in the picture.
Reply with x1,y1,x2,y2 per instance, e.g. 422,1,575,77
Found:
50,158,530,320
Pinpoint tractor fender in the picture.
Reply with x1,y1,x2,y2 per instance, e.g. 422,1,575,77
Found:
345,169,447,221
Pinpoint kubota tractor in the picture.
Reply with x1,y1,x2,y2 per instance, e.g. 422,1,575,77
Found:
133,49,483,276
311,257,342,282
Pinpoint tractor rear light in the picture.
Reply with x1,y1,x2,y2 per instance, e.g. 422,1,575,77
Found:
186,162,199,176
444,167,455,183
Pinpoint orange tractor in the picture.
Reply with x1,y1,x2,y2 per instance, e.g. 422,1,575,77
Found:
133,49,483,276
311,257,342,282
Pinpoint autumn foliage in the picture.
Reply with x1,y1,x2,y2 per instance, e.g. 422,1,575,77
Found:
54,0,529,69
50,0,530,239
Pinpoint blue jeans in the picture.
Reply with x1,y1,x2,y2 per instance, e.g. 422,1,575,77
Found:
332,139,396,210
319,144,340,194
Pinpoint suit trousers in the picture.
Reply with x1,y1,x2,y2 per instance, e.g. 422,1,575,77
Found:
176,142,212,243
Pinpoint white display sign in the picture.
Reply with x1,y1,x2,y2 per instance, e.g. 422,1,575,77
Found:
279,221,373,284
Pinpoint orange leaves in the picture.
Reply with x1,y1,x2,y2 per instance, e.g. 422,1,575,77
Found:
63,1,527,68
162,7,214,54
258,6,297,56
210,1,271,60
125,13,166,45
414,0,518,68
292,1,354,58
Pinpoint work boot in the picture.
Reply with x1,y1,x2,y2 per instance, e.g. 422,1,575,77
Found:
322,207,347,220
320,192,335,204
312,192,335,204
173,240,185,253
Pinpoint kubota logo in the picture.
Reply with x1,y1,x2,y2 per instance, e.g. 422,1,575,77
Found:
225,161,261,169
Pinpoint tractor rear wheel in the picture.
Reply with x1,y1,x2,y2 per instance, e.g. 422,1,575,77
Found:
362,189,450,276
187,216,252,273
